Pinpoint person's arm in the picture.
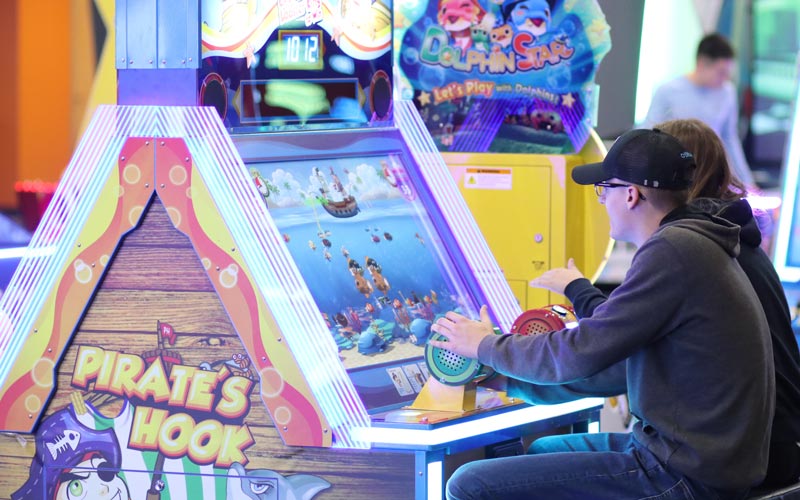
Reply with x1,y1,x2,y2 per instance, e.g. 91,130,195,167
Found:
719,83,756,186
563,278,607,319
641,84,672,128
475,236,687,384
529,258,608,318
504,360,627,404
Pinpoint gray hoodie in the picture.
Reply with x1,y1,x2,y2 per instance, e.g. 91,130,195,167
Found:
478,210,775,489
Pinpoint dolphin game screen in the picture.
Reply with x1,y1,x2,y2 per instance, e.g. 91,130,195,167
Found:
248,153,481,410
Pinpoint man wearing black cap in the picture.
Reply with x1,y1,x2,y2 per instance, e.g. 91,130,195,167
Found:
429,128,774,499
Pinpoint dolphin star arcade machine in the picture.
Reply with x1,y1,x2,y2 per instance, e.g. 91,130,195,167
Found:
0,1,601,499
395,0,613,309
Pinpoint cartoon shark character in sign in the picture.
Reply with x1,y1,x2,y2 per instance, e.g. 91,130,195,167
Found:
226,462,331,500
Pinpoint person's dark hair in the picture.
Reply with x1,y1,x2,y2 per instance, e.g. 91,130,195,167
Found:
697,33,735,61
638,186,690,212
654,118,746,200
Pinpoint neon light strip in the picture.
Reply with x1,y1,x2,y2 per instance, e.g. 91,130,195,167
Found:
0,106,153,391
188,109,369,447
427,461,443,500
352,398,603,446
745,195,781,211
773,81,800,282
395,100,522,332
0,247,33,260
161,107,370,448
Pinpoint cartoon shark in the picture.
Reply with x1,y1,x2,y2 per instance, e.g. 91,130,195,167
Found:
227,462,331,500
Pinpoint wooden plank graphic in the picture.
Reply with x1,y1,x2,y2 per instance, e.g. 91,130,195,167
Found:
0,199,414,500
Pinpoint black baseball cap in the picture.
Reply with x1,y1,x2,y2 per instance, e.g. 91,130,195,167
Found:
572,129,695,190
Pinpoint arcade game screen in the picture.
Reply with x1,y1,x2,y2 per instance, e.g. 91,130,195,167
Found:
201,0,393,132
247,153,481,411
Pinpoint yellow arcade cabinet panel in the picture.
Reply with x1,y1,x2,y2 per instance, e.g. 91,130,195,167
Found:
444,134,609,309
395,0,613,309
446,154,553,307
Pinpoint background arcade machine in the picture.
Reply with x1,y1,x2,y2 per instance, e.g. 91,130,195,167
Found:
0,2,601,500
0,214,30,294
772,76,800,327
394,0,613,308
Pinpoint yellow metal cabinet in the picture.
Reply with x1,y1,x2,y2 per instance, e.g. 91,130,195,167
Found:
443,132,612,310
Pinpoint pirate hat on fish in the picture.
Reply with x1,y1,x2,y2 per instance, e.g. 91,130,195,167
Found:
11,403,122,500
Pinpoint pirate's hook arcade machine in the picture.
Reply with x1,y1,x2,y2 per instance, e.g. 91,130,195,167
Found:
0,1,601,499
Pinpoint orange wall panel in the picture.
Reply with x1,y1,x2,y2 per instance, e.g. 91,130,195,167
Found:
17,0,72,186
0,2,18,209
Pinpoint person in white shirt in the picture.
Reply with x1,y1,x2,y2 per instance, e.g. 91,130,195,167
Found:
642,33,756,187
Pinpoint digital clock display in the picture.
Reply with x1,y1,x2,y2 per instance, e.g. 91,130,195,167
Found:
278,30,324,70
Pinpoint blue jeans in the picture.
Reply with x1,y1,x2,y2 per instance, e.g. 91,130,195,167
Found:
446,432,750,500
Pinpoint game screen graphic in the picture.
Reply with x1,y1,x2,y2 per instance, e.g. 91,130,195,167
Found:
200,0,393,132
394,0,610,154
248,153,480,409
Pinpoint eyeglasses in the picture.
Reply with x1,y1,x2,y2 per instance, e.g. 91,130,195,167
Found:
594,182,647,201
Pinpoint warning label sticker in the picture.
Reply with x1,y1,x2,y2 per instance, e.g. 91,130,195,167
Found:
464,168,512,190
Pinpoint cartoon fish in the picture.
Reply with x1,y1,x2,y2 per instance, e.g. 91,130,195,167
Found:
348,258,364,275
348,259,372,297
46,430,81,460
354,273,373,298
365,257,390,294
365,256,382,274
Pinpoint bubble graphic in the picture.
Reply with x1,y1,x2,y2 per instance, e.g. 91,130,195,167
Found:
219,263,239,288
169,164,188,185
25,395,41,413
123,164,141,184
273,406,292,426
166,206,182,228
260,366,285,398
73,259,93,284
129,205,144,226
